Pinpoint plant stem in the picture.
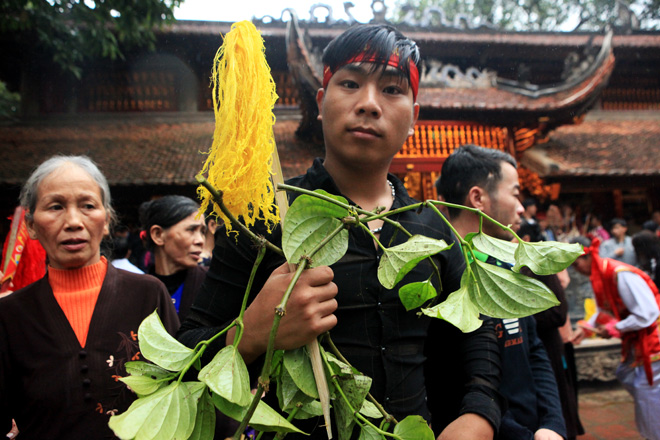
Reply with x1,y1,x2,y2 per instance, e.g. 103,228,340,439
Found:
321,349,400,439
197,174,284,257
233,260,309,439
278,183,420,237
233,244,268,347
324,335,397,425
427,200,522,241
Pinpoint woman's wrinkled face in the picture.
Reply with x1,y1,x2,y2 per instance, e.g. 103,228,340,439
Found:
157,212,206,272
27,164,109,270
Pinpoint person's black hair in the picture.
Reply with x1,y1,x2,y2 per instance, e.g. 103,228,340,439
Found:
139,195,199,251
518,222,544,242
322,24,420,86
632,230,660,268
111,235,130,260
609,218,627,228
643,219,659,232
569,236,592,260
435,144,517,219
522,198,537,209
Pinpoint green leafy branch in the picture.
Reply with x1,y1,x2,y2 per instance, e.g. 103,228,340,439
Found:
109,181,583,440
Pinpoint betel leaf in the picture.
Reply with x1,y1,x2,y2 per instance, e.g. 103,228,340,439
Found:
392,415,434,440
358,424,382,440
326,352,358,377
188,386,216,440
277,362,317,414
296,399,324,419
282,190,350,267
398,280,437,311
469,259,559,318
421,271,482,333
213,394,305,434
124,361,173,381
108,381,197,440
359,399,383,420
119,375,165,397
276,366,324,419
513,240,583,275
378,235,451,289
334,372,373,440
198,345,252,406
138,311,195,372
283,346,319,399
470,233,517,265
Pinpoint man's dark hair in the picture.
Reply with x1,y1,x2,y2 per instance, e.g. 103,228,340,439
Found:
322,24,420,86
609,218,627,228
522,198,537,209
111,235,130,260
436,144,517,219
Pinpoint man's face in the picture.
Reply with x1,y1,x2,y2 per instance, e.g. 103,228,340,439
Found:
573,255,592,276
611,223,627,240
481,162,524,241
316,62,419,172
525,204,537,217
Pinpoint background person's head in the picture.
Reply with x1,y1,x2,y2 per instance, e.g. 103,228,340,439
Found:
632,230,660,272
139,195,205,275
19,155,115,270
436,144,522,240
522,198,537,219
609,218,628,241
569,236,593,276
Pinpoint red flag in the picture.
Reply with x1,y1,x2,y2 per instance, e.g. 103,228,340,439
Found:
1,207,46,293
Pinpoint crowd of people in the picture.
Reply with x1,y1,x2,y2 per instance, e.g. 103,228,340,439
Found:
0,23,658,440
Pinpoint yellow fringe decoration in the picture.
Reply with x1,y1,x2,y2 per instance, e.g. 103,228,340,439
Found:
197,21,280,235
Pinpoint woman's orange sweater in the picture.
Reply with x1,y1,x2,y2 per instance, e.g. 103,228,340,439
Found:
48,257,108,347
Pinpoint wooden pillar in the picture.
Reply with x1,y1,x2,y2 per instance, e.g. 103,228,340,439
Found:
613,189,624,219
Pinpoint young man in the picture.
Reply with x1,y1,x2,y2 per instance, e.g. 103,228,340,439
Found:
599,218,637,266
571,236,660,440
179,25,503,439
436,144,566,440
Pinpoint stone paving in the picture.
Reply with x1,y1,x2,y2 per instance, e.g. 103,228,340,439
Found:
577,381,643,440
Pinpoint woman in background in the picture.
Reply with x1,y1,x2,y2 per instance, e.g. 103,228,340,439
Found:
0,155,179,439
139,195,207,321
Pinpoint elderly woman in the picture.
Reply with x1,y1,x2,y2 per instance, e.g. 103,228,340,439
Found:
139,195,207,321
0,155,179,439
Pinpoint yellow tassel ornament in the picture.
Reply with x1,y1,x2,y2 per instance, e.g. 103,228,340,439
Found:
198,21,280,234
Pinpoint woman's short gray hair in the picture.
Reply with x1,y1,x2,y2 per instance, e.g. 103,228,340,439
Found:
19,155,116,227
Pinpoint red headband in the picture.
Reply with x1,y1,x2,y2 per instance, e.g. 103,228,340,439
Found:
322,52,419,101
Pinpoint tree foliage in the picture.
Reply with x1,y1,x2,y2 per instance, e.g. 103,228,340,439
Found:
392,0,659,31
0,0,183,78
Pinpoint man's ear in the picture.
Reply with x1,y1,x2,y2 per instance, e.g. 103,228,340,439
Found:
467,186,488,210
150,225,165,247
316,88,325,121
408,103,420,137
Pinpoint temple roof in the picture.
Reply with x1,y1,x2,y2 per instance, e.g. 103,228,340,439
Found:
520,111,660,180
0,116,323,188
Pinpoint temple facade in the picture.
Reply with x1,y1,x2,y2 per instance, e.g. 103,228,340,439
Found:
0,4,658,231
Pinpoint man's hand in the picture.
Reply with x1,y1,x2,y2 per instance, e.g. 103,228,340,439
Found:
437,413,494,440
229,263,338,364
534,428,563,440
614,247,624,257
